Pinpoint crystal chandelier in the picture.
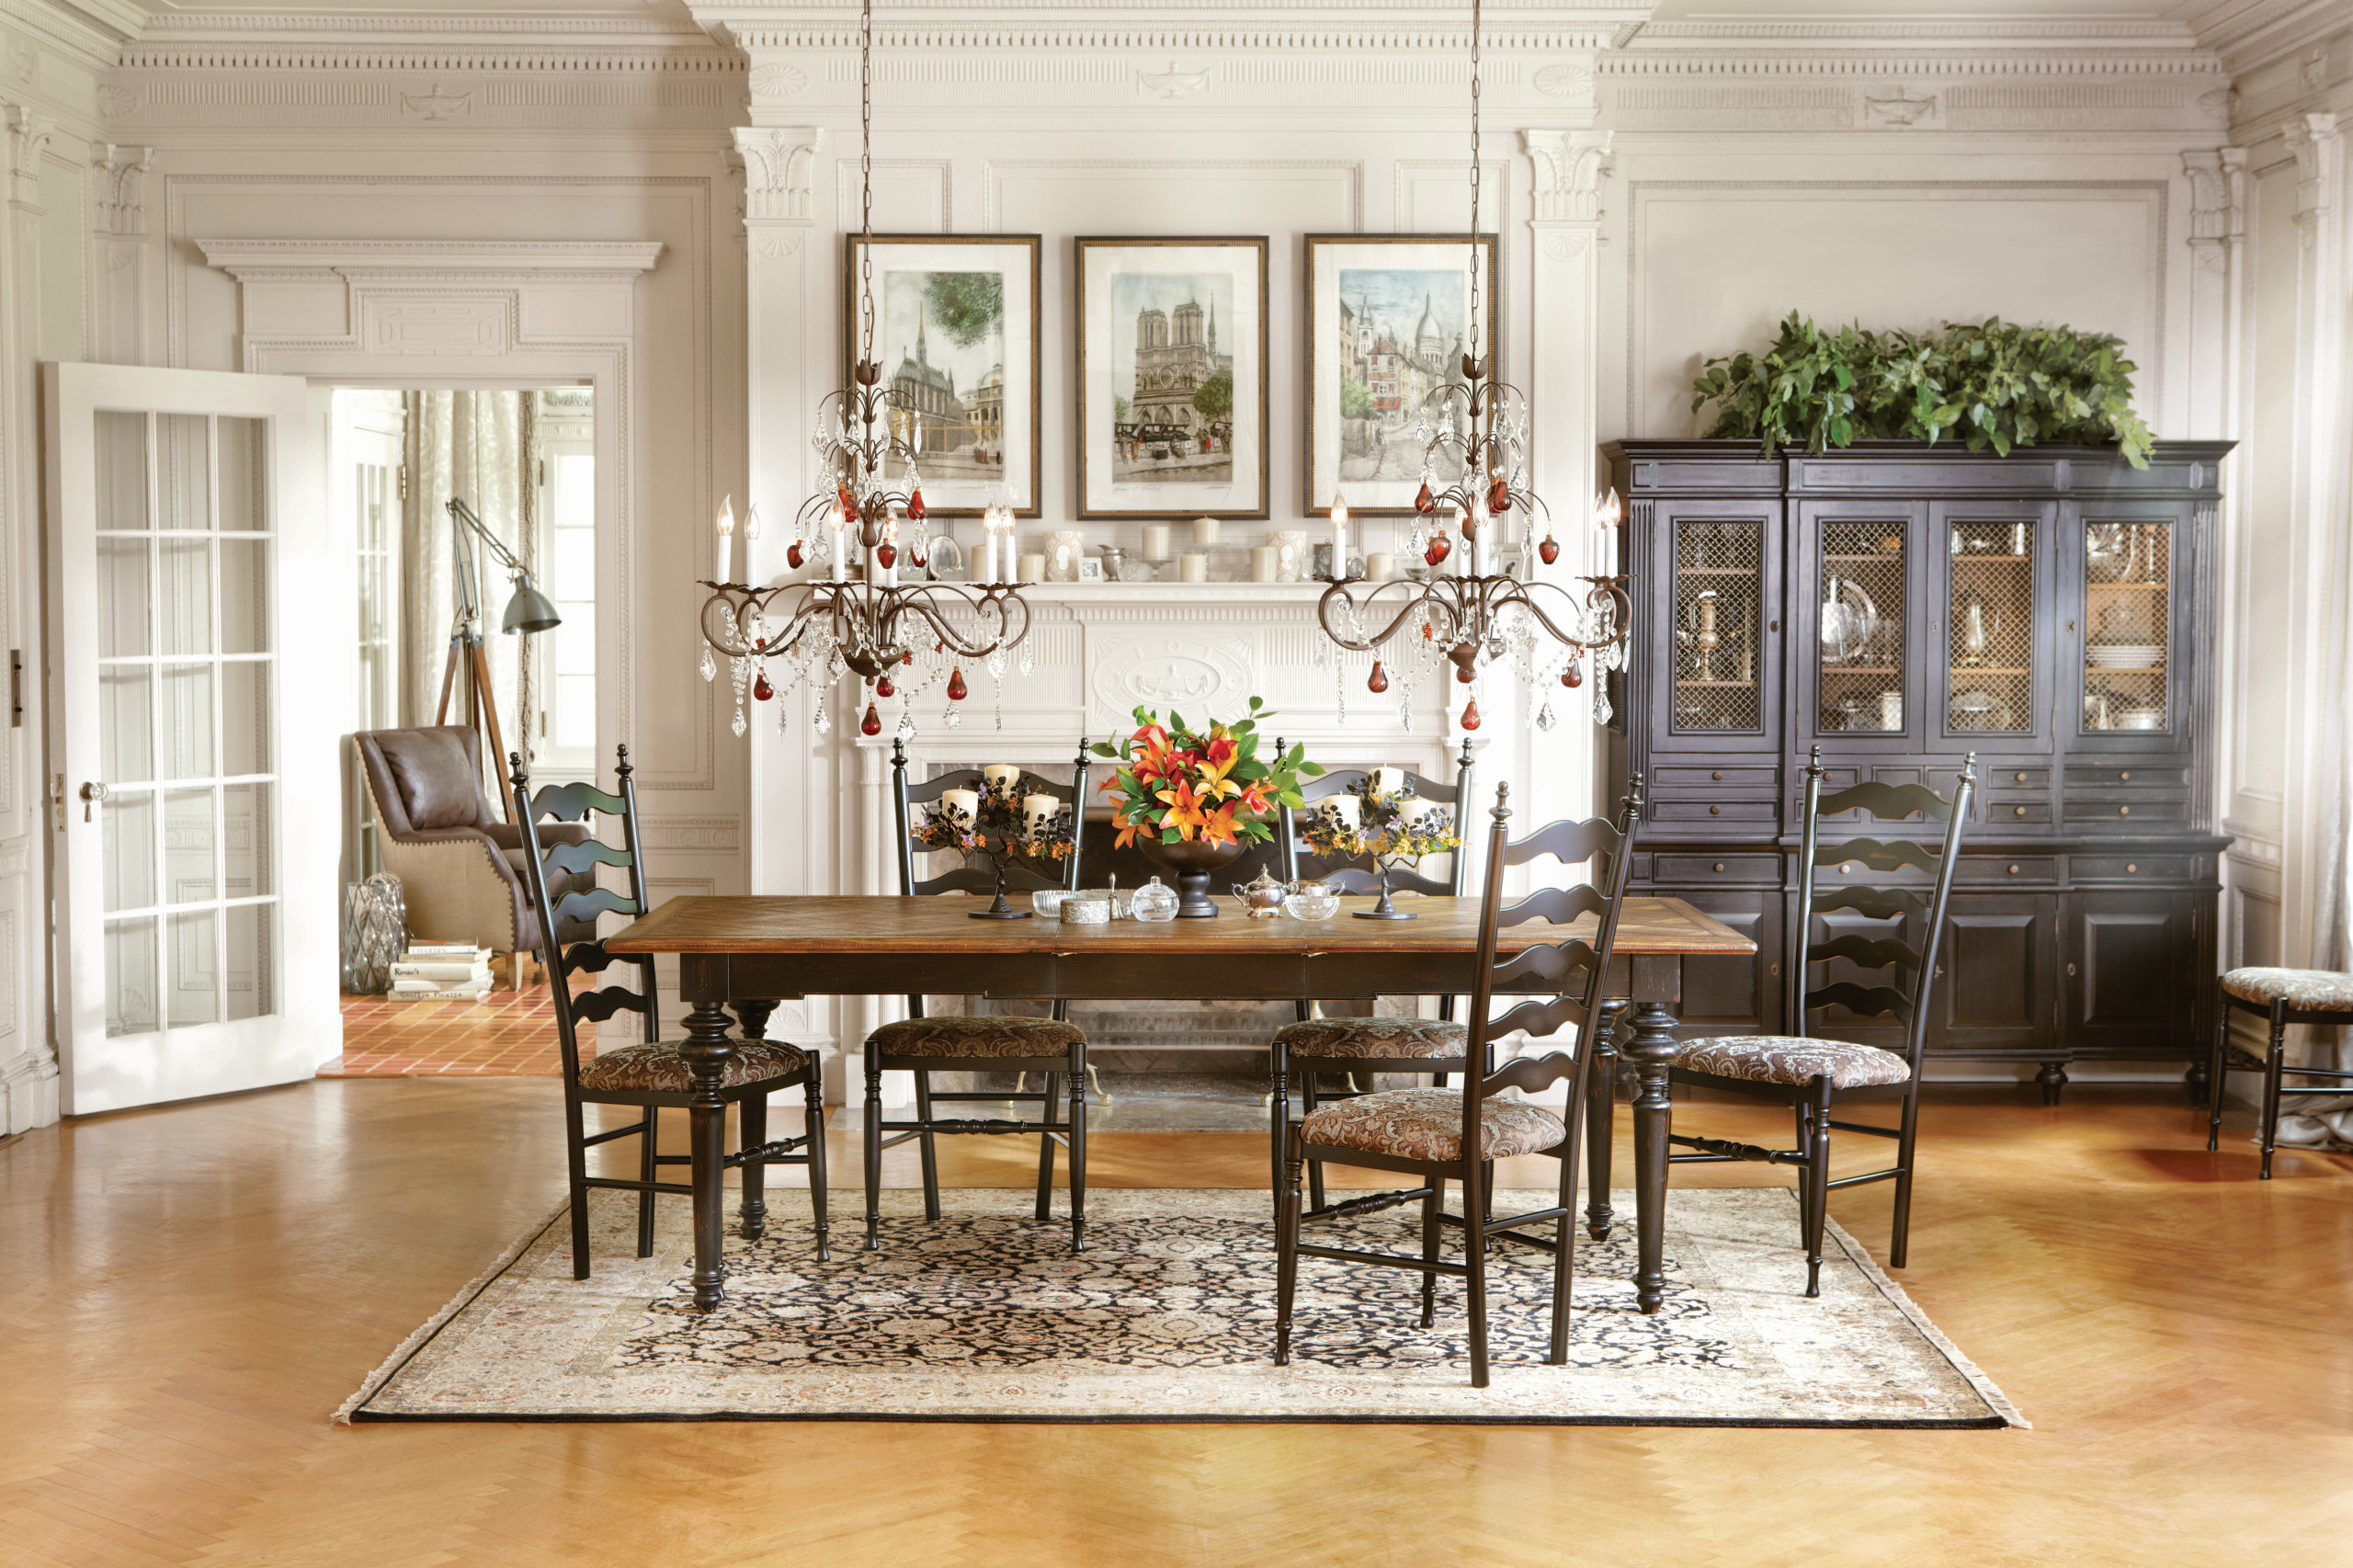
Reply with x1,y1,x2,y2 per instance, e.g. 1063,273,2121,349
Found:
698,0,1031,743
1314,0,1630,734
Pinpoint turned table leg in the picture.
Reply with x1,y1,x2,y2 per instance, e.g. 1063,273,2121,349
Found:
1624,956,1683,1316
676,984,740,1312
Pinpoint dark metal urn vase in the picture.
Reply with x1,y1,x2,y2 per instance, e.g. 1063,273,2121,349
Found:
1138,837,1248,918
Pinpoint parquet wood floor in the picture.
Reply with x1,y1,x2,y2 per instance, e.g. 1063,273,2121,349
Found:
2,1078,2348,1566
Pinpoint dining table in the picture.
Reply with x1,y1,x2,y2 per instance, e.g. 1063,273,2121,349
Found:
606,892,1756,1312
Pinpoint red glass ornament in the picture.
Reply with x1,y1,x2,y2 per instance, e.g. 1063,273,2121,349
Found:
1538,534,1561,566
1421,621,1434,642
909,547,926,569
876,676,895,699
1425,532,1452,567
752,672,774,702
837,484,856,517
1414,481,1436,516
877,541,898,569
1456,661,1475,684
903,651,915,666
1367,661,1389,694
787,540,805,569
947,667,969,701
1563,661,1584,689
1486,474,1510,515
1460,699,1482,731
907,488,926,521
860,702,882,737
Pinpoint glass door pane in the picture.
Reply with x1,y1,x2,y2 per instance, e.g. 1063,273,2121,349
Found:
2084,519,2171,733
1671,519,1763,733
1948,517,2036,733
1818,519,1905,733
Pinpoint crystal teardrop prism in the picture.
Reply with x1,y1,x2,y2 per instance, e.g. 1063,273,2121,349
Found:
876,676,894,699
1368,661,1389,694
947,667,969,701
1536,699,1556,732
945,707,961,729
1538,534,1561,566
753,672,774,702
813,697,830,736
699,647,717,683
732,704,748,738
1460,699,1481,731
860,701,882,736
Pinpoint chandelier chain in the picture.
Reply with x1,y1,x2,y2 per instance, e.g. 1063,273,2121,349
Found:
858,0,875,369
1466,0,1482,361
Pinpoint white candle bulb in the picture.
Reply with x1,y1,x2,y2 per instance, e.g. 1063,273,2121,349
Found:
743,502,762,542
715,494,735,583
1330,494,1348,575
1594,485,1622,530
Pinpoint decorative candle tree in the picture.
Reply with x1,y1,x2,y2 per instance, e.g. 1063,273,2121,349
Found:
1299,776,1462,921
909,770,1075,919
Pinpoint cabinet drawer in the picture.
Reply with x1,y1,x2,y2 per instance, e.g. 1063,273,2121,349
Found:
1985,766,2052,790
2065,766,2189,789
1652,766,1779,790
1958,856,2060,884
2063,798,2189,826
1651,799,1779,824
1656,854,1783,883
1985,801,2052,824
2072,855,2197,882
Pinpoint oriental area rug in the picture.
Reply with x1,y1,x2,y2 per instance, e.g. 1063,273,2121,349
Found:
340,1187,2024,1427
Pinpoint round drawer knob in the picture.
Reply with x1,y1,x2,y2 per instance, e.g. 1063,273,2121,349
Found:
1711,770,1723,781
2120,771,2131,781
2120,805,2131,816
1709,804,1721,815
2007,864,2020,875
1713,862,1726,873
2127,862,2139,873
2014,771,2028,783
2014,805,2028,817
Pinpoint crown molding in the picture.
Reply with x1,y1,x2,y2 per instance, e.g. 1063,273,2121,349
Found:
2192,0,2351,70
2,0,141,73
197,237,667,283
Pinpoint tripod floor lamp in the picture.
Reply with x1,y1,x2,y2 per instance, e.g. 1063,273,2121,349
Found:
438,497,561,819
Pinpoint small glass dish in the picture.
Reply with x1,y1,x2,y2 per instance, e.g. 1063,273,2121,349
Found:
1030,889,1070,919
1063,895,1111,926
1130,876,1179,923
1282,881,1342,921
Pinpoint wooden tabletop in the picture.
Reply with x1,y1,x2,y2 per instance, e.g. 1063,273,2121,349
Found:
608,893,1755,958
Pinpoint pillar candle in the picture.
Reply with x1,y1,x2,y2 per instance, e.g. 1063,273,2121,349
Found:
940,788,980,825
1142,523,1171,561
1366,551,1394,582
983,764,1021,793
1019,551,1046,583
1193,517,1221,547
1250,545,1278,583
1180,552,1208,583
1371,767,1407,798
1319,795,1360,831
1021,793,1061,838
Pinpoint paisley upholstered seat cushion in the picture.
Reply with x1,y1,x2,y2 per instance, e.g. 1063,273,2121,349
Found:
1274,1017,1468,1060
2222,968,2353,1012
578,1039,808,1093
1672,1036,1911,1090
867,1015,1086,1059
1300,1087,1567,1164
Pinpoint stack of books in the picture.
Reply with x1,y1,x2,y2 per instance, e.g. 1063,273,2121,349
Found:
391,942,494,1002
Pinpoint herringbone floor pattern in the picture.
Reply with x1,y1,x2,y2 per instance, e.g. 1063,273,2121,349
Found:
2,1077,2347,1566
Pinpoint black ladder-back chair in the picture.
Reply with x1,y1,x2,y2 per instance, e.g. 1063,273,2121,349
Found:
1270,738,1475,1207
510,747,828,1276
2206,967,2353,1177
1660,746,1974,1295
865,737,1093,1251
1275,781,1641,1389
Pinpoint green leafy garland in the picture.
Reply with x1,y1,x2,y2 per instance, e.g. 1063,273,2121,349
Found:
1690,313,2154,469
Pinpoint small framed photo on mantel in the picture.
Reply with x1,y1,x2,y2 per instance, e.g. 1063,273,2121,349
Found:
843,233,1042,518
1074,235,1269,522
1304,233,1497,517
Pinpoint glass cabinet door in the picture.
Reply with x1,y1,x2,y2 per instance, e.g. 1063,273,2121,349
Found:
1671,517,1765,733
1944,510,2040,737
2080,513,2173,735
1814,517,1907,735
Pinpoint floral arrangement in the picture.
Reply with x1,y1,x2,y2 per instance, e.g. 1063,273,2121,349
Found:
910,773,1075,865
1300,776,1462,865
1090,699,1322,849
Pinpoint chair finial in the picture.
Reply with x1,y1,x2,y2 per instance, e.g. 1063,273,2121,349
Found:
892,735,906,767
507,750,528,792
1492,779,1511,825
1458,736,1474,767
1626,769,1645,813
1959,749,1978,787
1807,744,1824,778
614,744,632,779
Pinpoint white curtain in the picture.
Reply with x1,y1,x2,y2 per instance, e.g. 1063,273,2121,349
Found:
402,391,538,792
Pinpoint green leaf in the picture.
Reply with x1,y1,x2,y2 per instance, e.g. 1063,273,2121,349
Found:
1298,761,1326,777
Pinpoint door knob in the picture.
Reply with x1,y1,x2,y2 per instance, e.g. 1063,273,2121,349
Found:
78,781,107,822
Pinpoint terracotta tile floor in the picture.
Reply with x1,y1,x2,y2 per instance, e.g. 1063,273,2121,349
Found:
324,985,585,1076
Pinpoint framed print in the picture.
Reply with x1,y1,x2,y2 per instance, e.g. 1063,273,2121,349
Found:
1304,233,1497,517
1075,236,1268,521
843,233,1041,518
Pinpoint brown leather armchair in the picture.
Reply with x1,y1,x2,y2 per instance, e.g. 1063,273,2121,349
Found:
354,726,589,960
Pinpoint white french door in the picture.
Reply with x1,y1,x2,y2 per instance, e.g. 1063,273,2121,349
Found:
46,363,336,1114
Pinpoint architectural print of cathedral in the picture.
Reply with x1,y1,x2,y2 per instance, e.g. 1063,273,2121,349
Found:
1336,267,1471,485
881,268,1006,483
1108,271,1235,485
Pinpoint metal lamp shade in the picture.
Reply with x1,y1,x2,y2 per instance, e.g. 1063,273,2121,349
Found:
501,574,562,634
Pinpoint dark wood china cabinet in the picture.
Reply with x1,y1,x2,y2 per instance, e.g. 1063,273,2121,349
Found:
1603,440,2232,1101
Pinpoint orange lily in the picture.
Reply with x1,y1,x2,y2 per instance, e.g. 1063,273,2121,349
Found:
1236,778,1274,816
1156,778,1208,841
1111,805,1142,850
1198,801,1242,847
